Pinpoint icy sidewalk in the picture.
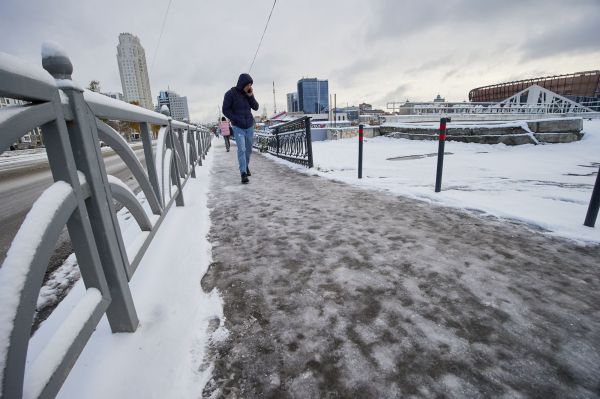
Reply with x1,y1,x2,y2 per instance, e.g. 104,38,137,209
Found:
290,119,600,243
202,147,600,398
26,147,223,398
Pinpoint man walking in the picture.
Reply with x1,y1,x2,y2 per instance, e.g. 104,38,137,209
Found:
222,73,259,184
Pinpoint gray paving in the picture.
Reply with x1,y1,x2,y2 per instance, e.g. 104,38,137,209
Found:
201,141,600,399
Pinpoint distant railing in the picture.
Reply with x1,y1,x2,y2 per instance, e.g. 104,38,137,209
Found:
0,44,211,399
252,116,313,167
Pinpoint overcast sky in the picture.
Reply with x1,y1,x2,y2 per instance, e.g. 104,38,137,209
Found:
1,0,599,122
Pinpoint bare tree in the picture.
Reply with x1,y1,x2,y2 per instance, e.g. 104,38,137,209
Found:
87,80,101,92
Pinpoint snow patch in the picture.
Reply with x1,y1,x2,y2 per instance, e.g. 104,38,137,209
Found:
0,51,55,88
0,181,73,394
41,41,69,60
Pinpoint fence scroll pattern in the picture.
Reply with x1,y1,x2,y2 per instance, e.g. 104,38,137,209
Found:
252,116,314,168
0,45,211,399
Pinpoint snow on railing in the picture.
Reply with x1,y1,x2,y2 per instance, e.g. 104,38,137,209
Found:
0,44,212,399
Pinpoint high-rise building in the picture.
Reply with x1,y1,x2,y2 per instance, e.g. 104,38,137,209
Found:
156,90,190,121
286,92,299,112
117,33,154,110
102,91,124,101
297,78,328,114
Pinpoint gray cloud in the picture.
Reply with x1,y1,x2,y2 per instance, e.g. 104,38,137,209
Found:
378,83,411,104
518,9,600,60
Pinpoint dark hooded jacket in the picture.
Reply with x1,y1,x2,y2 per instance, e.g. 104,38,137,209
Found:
222,73,259,129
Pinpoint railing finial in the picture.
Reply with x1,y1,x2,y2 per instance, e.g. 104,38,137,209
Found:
160,105,171,117
41,41,73,80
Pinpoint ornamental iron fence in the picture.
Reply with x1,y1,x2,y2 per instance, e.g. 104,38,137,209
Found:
0,44,211,399
252,116,313,167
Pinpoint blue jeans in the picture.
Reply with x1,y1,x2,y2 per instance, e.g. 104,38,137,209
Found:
232,125,254,174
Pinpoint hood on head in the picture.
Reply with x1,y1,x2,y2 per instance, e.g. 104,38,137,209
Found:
236,73,253,91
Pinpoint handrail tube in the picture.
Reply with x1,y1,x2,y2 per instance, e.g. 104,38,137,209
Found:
96,121,162,215
0,103,56,154
154,126,168,205
140,122,162,208
23,288,107,399
108,179,153,232
1,183,79,399
172,130,187,178
0,52,57,101
83,90,189,128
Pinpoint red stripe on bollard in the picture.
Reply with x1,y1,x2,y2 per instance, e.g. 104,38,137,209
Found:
439,133,446,140
358,124,364,178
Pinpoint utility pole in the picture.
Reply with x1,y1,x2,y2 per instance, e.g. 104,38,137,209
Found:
334,94,337,128
273,81,277,115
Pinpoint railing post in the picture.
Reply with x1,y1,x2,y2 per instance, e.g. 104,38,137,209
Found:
358,124,363,178
276,127,280,156
196,128,203,166
584,165,600,227
305,116,314,168
42,46,138,332
162,108,185,207
140,122,163,207
184,119,196,178
435,117,450,193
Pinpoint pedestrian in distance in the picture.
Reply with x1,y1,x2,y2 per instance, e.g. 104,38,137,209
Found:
222,73,259,184
219,116,232,152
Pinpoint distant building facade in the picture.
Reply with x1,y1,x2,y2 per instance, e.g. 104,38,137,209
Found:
297,78,329,114
117,33,154,110
156,90,189,121
0,97,43,149
469,70,600,105
102,91,124,101
287,92,299,112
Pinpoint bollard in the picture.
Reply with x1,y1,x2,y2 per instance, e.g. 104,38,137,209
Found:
435,117,450,192
584,165,600,227
358,124,364,179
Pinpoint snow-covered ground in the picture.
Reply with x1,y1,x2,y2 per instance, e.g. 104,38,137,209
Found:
272,119,600,244
26,149,223,398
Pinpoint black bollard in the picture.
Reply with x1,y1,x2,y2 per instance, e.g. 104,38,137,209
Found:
358,124,364,179
435,117,450,192
584,165,600,227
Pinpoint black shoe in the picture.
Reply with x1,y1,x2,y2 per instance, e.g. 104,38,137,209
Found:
241,173,249,184
246,167,251,176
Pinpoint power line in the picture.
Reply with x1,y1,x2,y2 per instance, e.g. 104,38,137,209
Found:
151,0,174,73
248,0,277,73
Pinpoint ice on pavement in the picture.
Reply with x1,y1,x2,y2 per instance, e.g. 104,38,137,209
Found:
273,119,600,243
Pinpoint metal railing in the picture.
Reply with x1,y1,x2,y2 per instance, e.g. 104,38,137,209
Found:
0,45,211,399
252,116,314,167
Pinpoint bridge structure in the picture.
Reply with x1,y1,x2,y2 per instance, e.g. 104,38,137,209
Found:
0,44,212,398
386,85,600,121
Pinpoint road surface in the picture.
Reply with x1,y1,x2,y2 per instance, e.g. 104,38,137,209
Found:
0,145,146,262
